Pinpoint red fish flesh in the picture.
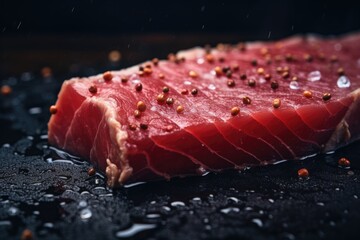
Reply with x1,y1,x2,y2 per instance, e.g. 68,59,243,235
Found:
48,33,360,187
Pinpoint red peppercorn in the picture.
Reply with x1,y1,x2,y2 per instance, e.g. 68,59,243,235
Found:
338,157,350,167
103,71,113,82
298,168,309,178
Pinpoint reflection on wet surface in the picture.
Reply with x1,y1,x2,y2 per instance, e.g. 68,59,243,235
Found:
0,72,359,240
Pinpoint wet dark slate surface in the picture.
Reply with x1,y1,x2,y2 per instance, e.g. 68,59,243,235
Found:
0,70,360,240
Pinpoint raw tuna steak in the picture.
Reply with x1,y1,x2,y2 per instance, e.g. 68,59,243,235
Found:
48,33,360,187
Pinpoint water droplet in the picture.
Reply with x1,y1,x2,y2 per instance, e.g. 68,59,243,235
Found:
8,206,19,216
220,207,240,214
44,222,54,228
317,202,325,206
258,77,266,84
162,206,171,212
307,71,321,82
29,107,42,115
197,166,209,176
289,81,299,90
251,218,263,227
245,207,253,211
354,195,358,199
205,225,211,230
146,213,160,219
80,208,92,220
170,201,185,207
192,197,201,201
78,200,87,208
208,84,216,90
268,198,274,203
116,223,156,238
184,80,192,85
227,197,239,203
132,79,141,84
337,76,351,88
197,58,205,64
150,106,157,111
123,182,146,188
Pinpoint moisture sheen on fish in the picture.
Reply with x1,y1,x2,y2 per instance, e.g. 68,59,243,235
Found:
48,33,360,187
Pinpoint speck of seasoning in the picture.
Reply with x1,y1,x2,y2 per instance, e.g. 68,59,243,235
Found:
214,66,222,76
237,43,246,51
157,93,166,104
138,71,144,76
322,93,331,101
134,109,142,118
166,97,174,105
108,50,121,62
49,105,57,114
248,79,256,87
181,89,189,95
240,74,247,80
218,57,225,63
273,98,281,108
140,123,148,130
162,86,170,93
222,66,231,73
139,66,144,71
152,58,159,66
204,44,212,53
303,90,313,98
285,54,293,62
232,64,239,71
291,76,298,81
143,67,153,75
41,67,52,78
270,81,279,90
337,67,345,76
257,67,265,75
121,77,128,83
103,71,113,82
191,88,198,95
242,96,251,105
338,157,350,167
21,229,33,240
176,105,184,113
137,101,146,112
189,70,198,78
276,67,283,73
87,167,96,176
1,85,12,95
227,79,235,87
135,83,143,92
298,168,309,178
304,54,313,62
88,85,97,94
318,53,326,61
225,70,233,78
260,47,269,55
129,124,137,131
206,54,214,63
264,73,272,81
251,59,258,66
282,71,290,79
330,55,338,63
158,73,165,79
231,106,240,116
283,66,290,72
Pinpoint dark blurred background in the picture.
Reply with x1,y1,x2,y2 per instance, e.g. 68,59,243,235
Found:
1,0,360,77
